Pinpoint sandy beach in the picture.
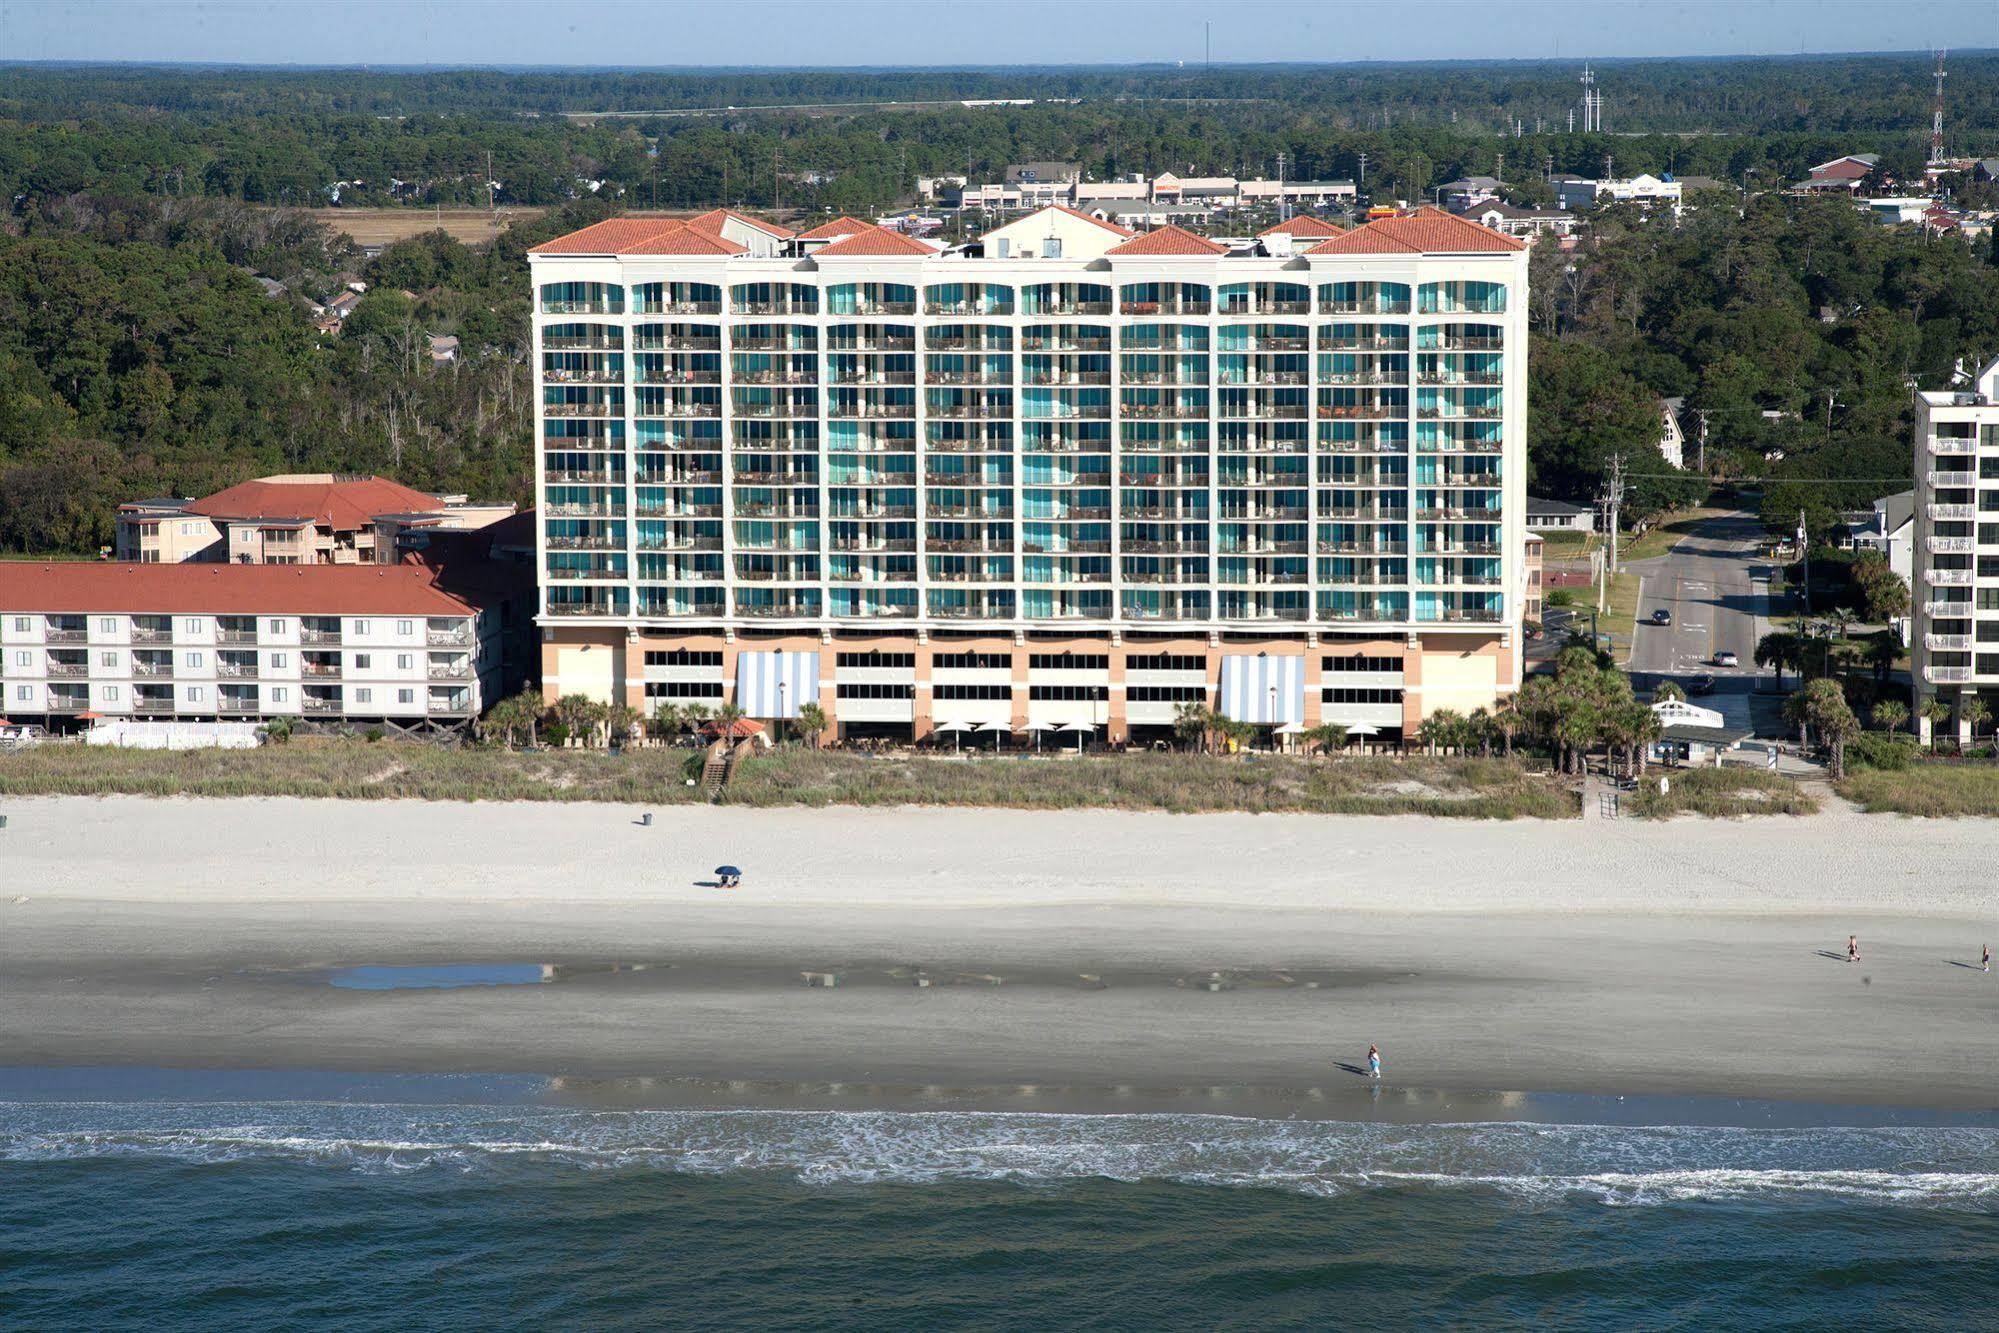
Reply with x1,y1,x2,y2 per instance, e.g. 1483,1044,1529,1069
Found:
2,795,1996,1111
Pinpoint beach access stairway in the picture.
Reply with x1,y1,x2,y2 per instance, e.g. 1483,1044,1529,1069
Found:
699,735,761,799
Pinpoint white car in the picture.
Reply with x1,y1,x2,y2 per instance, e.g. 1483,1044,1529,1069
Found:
1714,651,1740,668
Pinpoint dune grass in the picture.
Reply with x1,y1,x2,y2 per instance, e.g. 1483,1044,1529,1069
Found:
0,738,708,803
1837,763,1999,818
0,740,1579,817
1621,766,1820,818
723,749,1579,818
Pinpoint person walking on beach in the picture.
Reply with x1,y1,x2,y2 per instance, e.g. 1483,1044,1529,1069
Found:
1848,934,1859,965
1367,1044,1382,1081
1983,942,1990,974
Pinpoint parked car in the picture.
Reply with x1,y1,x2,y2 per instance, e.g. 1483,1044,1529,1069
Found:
1651,608,1673,626
1690,674,1718,696
1714,650,1739,668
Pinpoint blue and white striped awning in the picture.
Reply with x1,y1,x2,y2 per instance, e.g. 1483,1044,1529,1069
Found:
1217,654,1304,725
735,651,820,719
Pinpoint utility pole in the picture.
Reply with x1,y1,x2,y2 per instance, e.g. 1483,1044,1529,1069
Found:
486,150,494,214
1930,49,1948,166
1799,508,1811,613
1597,455,1626,614
1357,151,1368,190
1694,408,1710,474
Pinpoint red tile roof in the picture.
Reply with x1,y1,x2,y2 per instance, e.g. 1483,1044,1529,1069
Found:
795,215,877,240
2,562,482,616
527,217,689,255
622,223,747,256
1105,225,1229,257
189,476,445,532
811,226,938,257
1258,215,1346,238
1307,206,1524,255
684,208,794,240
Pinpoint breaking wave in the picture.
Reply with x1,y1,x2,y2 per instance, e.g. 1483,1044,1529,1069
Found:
4,1102,1997,1208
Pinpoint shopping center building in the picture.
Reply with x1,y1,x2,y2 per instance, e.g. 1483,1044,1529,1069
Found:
528,205,1530,744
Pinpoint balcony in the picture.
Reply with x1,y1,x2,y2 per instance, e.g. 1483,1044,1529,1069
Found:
218,663,259,679
132,661,174,678
1927,665,1975,684
1927,536,1975,554
302,663,343,680
1928,503,1977,521
303,696,343,714
1927,471,1975,488
544,602,622,617
46,661,88,678
1923,601,1973,618
1928,437,1976,455
1925,633,1974,651
1926,568,1975,586
426,627,472,646
428,664,472,680
131,627,173,645
133,697,176,714
44,628,86,644
217,629,257,645
300,629,342,645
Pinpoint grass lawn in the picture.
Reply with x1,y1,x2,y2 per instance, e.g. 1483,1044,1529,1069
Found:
1837,763,1999,817
1537,529,1597,560
1622,766,1820,818
1603,570,1643,666
0,740,1580,819
1619,508,1724,563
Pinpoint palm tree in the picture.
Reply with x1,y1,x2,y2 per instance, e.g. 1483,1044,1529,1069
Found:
1490,695,1522,757
1783,690,1812,754
1554,702,1600,776
1921,698,1952,753
552,693,599,747
605,702,641,748
1302,722,1348,757
1466,707,1495,758
1172,700,1215,755
649,700,684,744
1755,631,1799,690
1803,679,1860,779
1626,702,1664,775
1419,708,1465,755
1963,697,1993,756
797,701,829,747
1871,699,1908,735
1653,680,1686,703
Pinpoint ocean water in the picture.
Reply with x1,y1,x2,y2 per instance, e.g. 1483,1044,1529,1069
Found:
4,1088,1998,1329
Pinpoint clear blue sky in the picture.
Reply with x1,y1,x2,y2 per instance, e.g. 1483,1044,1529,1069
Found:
0,0,1992,66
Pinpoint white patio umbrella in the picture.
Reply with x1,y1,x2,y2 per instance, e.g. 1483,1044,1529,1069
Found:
1061,720,1095,754
1274,720,1306,752
1022,719,1058,752
934,718,973,751
1343,722,1380,751
977,719,1010,750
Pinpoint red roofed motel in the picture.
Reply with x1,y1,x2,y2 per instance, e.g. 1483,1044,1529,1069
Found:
115,474,515,566
528,204,1529,746
0,563,512,726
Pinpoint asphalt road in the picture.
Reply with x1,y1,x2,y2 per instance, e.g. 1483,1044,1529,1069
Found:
1623,510,1780,736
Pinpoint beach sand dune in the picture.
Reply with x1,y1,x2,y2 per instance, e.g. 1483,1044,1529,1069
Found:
1,796,1995,1109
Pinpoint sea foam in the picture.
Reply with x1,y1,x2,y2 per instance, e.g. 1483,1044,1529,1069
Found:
3,1103,1996,1207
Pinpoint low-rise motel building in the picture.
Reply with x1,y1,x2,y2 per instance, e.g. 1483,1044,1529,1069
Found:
528,205,1529,746
0,563,507,727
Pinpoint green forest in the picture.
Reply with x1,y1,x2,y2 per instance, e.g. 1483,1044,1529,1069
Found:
0,58,1996,551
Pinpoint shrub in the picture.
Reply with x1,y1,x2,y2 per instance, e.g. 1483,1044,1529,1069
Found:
1848,732,1917,771
542,722,570,748
364,726,386,744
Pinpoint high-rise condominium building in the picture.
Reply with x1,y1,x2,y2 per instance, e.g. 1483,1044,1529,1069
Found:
1912,354,1999,743
528,205,1528,745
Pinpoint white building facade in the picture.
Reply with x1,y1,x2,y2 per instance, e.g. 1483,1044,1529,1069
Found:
1912,356,1999,743
0,565,502,727
529,207,1529,743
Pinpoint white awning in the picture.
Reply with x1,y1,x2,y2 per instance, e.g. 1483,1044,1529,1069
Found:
1218,654,1304,725
735,651,819,719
